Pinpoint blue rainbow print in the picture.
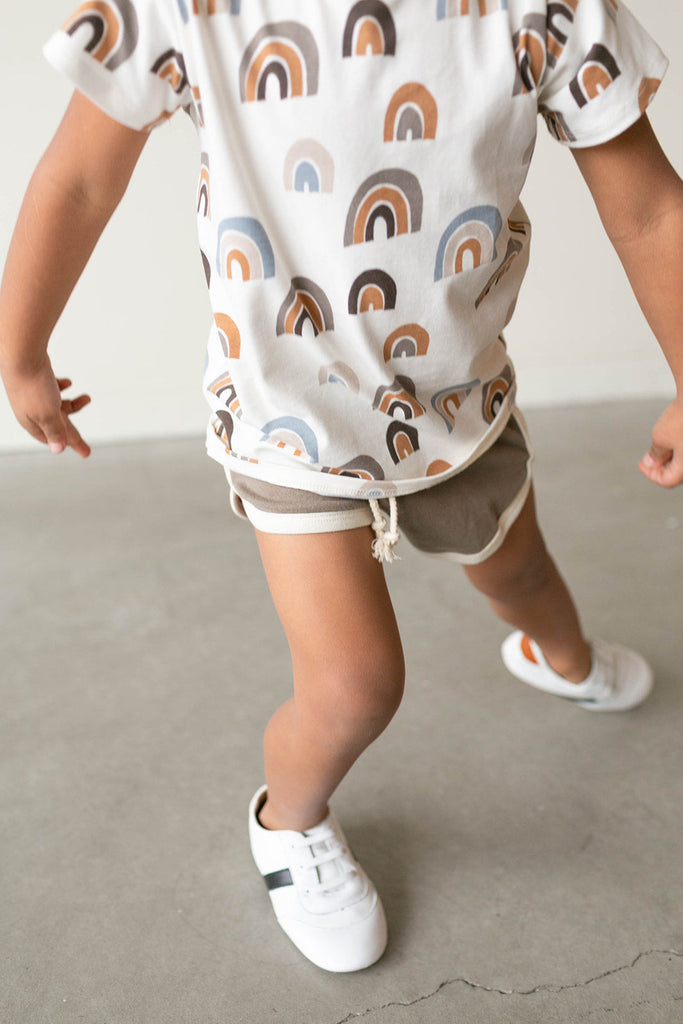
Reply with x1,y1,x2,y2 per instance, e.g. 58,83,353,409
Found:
176,0,240,23
319,363,361,393
434,205,503,282
283,139,334,193
431,381,479,432
437,0,507,18
260,417,319,463
216,217,275,281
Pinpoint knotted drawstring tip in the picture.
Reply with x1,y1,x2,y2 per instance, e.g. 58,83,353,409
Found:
369,496,401,563
371,534,401,563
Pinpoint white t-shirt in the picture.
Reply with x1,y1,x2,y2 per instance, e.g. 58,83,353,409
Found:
44,0,668,499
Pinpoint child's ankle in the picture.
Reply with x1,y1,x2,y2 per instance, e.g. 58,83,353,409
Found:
544,641,593,684
258,796,329,833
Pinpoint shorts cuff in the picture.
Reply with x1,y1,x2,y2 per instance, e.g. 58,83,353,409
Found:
239,498,374,535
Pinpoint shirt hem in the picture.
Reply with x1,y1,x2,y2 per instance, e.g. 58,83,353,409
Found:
205,393,519,500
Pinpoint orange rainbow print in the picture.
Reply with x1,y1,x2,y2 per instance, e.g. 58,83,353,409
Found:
383,324,430,361
373,376,426,419
151,49,189,94
344,169,423,246
386,420,420,464
214,313,241,359
239,22,319,102
343,1,396,57
62,0,138,71
384,84,437,142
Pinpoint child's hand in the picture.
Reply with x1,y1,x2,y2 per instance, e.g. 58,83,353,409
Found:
2,357,91,458
639,399,683,488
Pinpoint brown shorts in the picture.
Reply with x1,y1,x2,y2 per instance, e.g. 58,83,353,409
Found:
225,410,533,565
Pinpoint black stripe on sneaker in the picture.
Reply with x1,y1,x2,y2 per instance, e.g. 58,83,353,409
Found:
263,868,293,891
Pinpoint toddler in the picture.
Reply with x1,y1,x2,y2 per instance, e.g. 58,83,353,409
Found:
1,0,682,973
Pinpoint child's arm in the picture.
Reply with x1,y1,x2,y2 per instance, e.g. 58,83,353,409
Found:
571,113,683,489
0,91,149,457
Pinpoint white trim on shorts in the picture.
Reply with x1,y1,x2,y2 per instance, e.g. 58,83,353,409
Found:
236,499,374,535
427,467,532,565
224,407,534,564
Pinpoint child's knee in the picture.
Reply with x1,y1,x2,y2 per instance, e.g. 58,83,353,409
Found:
466,539,553,604
300,647,406,743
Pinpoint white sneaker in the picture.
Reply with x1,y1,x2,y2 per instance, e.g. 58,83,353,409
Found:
248,786,388,972
501,631,653,711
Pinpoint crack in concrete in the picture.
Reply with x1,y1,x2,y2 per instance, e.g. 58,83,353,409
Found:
332,949,683,1024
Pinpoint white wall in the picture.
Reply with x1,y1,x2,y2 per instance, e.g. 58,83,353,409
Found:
0,1,680,453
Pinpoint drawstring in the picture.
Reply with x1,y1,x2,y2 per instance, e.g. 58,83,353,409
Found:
369,496,401,563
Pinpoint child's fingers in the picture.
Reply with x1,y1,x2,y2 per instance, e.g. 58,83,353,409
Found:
31,410,69,454
56,378,73,391
64,415,91,458
639,447,683,488
61,393,91,415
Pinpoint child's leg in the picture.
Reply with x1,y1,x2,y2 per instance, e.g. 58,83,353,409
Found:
463,486,593,684
253,524,406,832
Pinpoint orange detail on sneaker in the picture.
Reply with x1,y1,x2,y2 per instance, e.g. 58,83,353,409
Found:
521,634,538,664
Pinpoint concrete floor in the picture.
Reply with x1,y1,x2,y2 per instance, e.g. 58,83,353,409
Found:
1,398,682,1024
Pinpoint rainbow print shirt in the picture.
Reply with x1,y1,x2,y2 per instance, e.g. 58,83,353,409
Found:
44,0,667,499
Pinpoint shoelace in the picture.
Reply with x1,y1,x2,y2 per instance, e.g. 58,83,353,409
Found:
295,830,356,897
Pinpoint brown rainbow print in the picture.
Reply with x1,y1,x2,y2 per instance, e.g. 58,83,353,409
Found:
62,0,138,71
569,44,621,108
343,1,396,57
276,278,334,336
348,270,397,313
344,169,423,246
239,22,319,102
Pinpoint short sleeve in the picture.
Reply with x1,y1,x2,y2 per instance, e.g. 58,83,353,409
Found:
43,0,193,133
518,0,669,148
